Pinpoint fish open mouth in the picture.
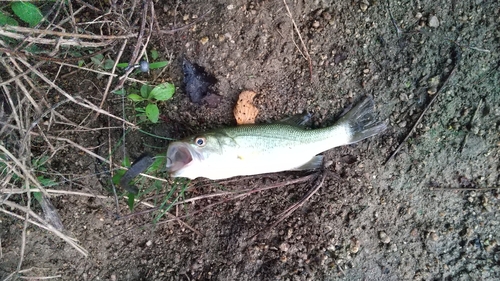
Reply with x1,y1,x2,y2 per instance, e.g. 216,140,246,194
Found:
166,143,194,173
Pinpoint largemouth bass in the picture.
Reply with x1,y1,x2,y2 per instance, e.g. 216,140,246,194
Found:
166,96,386,180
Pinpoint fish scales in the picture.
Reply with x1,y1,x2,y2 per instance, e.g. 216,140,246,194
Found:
166,96,386,180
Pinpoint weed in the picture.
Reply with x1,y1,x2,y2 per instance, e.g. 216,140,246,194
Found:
127,82,175,123
112,155,169,211
0,2,43,27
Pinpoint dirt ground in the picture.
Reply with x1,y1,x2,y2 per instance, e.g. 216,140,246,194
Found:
1,0,499,280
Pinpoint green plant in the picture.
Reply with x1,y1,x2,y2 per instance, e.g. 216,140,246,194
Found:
126,82,175,123
0,2,43,27
112,155,169,211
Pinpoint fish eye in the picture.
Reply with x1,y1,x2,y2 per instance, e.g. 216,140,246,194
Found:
194,136,206,147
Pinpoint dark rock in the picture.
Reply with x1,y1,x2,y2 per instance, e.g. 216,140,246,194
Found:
182,58,219,106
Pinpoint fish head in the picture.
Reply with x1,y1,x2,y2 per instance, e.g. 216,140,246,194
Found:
166,132,227,179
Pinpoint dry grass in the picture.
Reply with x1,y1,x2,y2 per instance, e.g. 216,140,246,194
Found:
0,0,160,278
0,0,223,278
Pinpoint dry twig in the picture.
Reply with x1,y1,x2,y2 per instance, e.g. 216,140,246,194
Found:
282,0,313,82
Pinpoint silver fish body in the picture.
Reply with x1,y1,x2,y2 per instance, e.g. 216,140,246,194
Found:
166,97,386,180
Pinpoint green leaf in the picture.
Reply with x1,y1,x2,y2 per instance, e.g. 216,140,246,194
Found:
149,82,175,101
103,59,115,70
127,193,135,211
116,62,129,68
0,11,19,26
122,156,131,167
11,2,43,27
140,84,153,98
90,55,102,66
150,49,159,60
32,190,43,203
113,88,126,95
24,44,43,54
135,107,145,113
146,156,165,173
127,94,145,102
112,169,126,185
149,61,168,69
145,103,159,123
77,60,84,67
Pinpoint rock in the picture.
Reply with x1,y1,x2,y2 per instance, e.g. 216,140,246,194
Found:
200,36,209,45
360,0,369,12
429,15,440,28
427,86,437,95
182,58,219,107
350,237,360,253
279,243,290,252
379,231,391,244
429,232,438,241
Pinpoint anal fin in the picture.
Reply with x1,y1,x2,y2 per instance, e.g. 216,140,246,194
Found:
292,155,324,171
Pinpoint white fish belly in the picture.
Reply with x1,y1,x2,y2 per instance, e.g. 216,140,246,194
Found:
195,145,321,180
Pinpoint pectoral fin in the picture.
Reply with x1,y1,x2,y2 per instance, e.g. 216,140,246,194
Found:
292,155,324,171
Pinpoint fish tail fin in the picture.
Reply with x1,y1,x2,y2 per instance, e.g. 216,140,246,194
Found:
338,96,387,144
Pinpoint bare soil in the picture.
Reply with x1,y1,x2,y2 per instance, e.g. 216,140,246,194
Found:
1,0,499,280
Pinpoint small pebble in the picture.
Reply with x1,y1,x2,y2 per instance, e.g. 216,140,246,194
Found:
312,21,320,28
200,36,209,45
427,87,437,95
429,15,440,28
279,243,289,252
430,232,438,241
227,4,234,10
379,231,391,244
146,240,152,247
359,1,368,12
350,237,360,253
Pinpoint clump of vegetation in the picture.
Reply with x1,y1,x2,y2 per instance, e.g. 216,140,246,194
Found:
125,82,175,123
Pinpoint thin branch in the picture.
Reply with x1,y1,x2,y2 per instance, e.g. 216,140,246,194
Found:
0,25,136,40
1,188,109,198
283,0,312,82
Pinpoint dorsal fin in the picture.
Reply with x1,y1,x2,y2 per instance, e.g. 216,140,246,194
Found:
278,112,312,127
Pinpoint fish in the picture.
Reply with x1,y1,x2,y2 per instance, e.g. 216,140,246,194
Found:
166,96,386,180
